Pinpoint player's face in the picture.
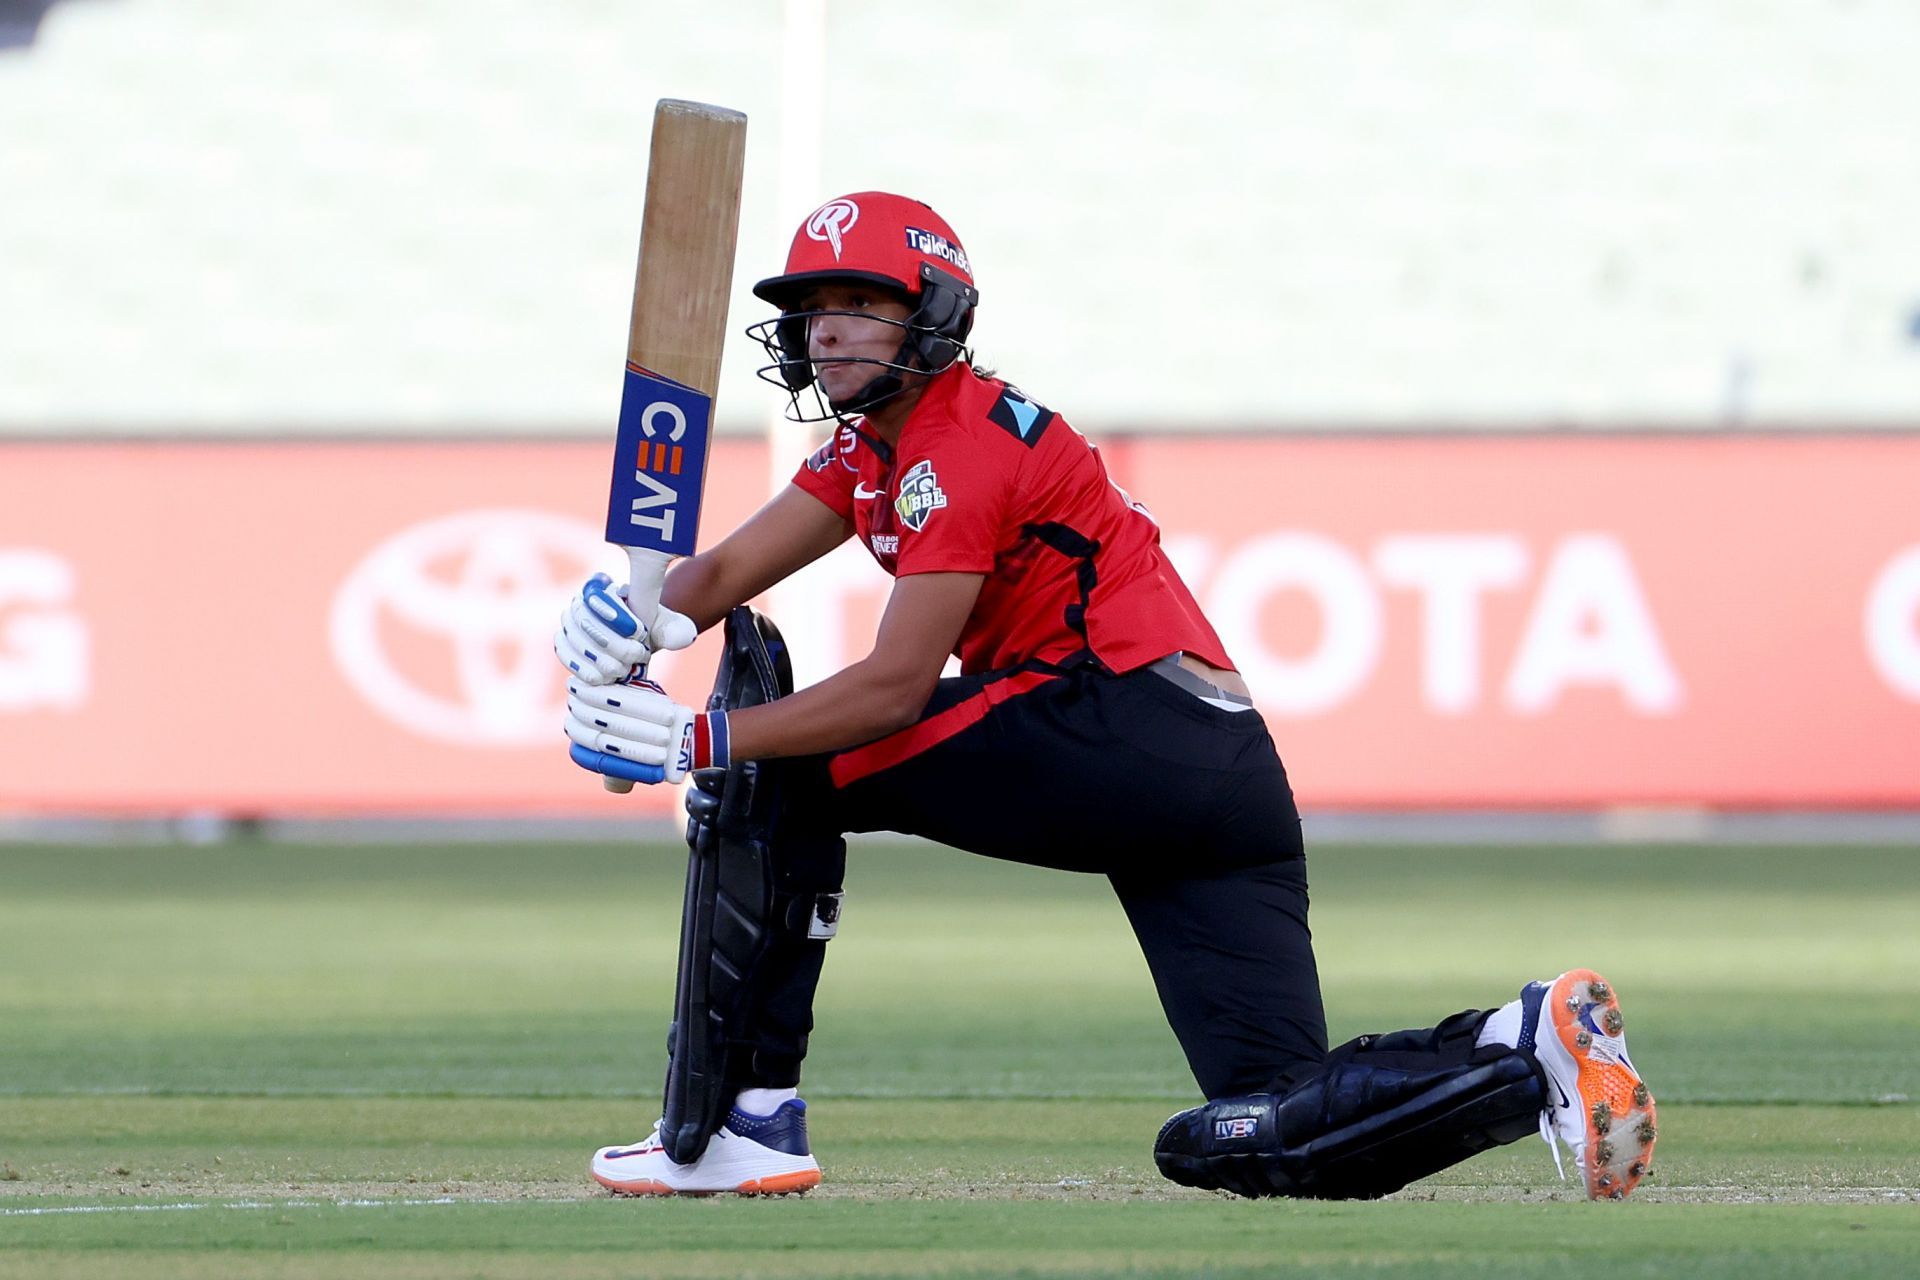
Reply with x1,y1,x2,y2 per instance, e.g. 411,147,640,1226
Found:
801,284,915,402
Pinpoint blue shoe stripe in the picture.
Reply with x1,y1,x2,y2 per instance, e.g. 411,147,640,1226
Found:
1515,980,1549,1054
723,1098,812,1157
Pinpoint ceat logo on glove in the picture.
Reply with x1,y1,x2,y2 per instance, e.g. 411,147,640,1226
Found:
805,198,859,260
330,509,621,746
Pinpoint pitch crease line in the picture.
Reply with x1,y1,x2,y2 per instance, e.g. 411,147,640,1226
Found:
0,1196,532,1217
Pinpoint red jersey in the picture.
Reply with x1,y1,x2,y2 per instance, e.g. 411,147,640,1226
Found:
790,365,1233,677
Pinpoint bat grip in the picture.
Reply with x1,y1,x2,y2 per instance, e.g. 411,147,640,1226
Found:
601,546,677,795
624,545,672,615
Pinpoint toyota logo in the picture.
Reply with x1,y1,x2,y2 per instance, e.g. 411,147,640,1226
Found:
805,198,860,261
330,509,638,746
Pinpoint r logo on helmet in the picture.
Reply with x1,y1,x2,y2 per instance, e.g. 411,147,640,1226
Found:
805,199,860,261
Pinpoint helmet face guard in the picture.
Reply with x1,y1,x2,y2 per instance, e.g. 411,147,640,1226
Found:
747,192,980,422
747,262,978,419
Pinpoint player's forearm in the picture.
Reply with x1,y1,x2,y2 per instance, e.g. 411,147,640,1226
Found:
659,552,755,632
659,503,849,632
723,659,932,761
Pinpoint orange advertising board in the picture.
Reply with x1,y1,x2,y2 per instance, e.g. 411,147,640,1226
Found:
3,436,1917,814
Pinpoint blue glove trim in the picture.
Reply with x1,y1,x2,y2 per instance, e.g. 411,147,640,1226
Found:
569,742,665,785
581,573,640,640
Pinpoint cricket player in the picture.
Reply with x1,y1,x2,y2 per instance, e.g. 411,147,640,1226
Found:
556,193,1657,1200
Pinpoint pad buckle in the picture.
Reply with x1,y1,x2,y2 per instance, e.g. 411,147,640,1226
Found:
806,891,845,941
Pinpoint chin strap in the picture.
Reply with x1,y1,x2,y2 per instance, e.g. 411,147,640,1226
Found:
829,369,905,415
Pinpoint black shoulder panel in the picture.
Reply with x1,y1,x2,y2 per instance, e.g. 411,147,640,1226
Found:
986,386,1055,448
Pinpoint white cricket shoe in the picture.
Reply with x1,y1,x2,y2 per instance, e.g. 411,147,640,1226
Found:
590,1099,822,1196
1521,968,1658,1200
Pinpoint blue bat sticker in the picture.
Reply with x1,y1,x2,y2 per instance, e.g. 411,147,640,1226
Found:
604,363,713,558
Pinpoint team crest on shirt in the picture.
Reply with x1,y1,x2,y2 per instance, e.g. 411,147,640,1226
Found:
805,425,860,473
893,459,947,531
987,385,1055,448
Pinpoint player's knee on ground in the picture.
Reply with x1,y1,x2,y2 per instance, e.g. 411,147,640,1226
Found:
1153,1011,1545,1200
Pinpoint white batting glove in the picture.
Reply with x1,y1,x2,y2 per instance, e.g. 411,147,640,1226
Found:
554,574,698,685
565,679,731,785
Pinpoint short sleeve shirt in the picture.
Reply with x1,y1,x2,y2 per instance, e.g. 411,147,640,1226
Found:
790,366,1233,677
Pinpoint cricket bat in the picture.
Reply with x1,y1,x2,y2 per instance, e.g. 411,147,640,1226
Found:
576,99,747,793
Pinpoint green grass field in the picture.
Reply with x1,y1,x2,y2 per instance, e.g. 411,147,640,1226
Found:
2,838,1916,1278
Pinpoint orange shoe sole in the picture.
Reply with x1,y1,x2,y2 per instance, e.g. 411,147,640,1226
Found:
593,1167,821,1197
1547,968,1657,1200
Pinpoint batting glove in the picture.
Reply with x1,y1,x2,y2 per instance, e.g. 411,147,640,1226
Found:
565,679,730,786
554,574,698,685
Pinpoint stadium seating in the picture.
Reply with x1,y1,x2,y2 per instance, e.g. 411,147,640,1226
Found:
1,1,1914,433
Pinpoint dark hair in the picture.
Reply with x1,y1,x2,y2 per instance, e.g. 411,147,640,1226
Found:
970,362,998,380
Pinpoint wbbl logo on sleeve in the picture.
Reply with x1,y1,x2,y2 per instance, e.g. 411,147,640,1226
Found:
893,459,948,531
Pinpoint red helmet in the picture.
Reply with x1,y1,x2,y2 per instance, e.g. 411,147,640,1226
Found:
749,192,980,417
753,192,976,309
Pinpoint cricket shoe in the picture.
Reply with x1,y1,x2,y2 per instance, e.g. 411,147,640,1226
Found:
590,1099,821,1196
1519,969,1658,1200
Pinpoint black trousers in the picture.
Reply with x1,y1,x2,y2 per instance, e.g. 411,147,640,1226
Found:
733,661,1331,1100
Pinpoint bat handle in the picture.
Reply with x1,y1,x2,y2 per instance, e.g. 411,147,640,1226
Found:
601,546,677,795
624,545,672,615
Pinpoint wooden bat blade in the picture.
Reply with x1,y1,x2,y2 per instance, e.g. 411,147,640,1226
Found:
630,100,748,396
587,99,746,794
604,100,746,566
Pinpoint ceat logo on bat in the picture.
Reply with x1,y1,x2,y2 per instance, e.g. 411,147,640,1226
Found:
893,460,947,531
806,199,860,260
606,363,712,558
